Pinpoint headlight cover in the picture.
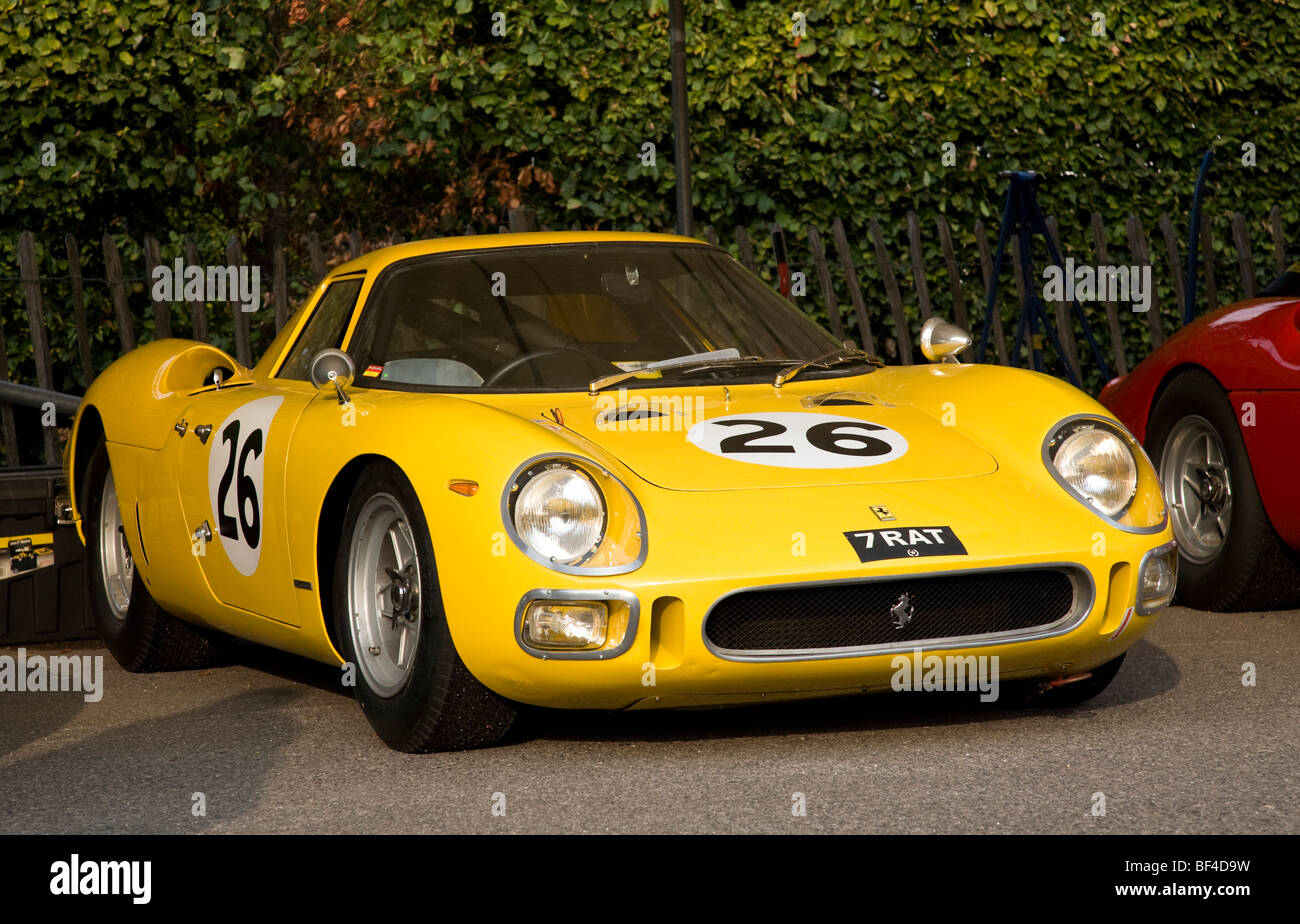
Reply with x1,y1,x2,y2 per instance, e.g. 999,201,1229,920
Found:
1044,416,1166,531
512,463,605,564
503,456,646,573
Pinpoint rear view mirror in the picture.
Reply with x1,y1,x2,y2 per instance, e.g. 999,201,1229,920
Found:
600,271,650,304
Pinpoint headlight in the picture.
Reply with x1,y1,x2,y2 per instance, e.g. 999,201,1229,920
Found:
510,461,606,564
504,455,648,574
1053,426,1137,516
1044,417,1144,519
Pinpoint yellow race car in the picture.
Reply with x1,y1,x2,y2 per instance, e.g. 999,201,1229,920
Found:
68,232,1177,751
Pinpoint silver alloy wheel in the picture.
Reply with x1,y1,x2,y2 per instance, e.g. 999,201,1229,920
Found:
98,470,133,618
1160,415,1233,565
347,493,422,698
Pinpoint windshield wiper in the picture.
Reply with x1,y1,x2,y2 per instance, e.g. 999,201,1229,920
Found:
588,348,743,394
773,347,882,388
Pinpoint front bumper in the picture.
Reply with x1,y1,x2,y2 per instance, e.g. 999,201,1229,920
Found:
442,541,1171,711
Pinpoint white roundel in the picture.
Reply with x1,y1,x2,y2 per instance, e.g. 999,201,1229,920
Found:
686,411,908,469
207,396,283,575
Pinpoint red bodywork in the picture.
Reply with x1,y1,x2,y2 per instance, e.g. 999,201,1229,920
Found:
1099,297,1300,551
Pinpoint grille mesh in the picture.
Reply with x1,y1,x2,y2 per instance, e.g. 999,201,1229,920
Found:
705,569,1077,653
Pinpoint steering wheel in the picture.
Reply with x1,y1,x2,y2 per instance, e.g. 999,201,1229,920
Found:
483,348,608,386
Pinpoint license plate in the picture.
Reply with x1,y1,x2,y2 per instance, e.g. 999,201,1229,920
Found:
843,526,968,563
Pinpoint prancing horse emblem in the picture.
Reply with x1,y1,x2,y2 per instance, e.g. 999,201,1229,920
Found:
889,592,914,630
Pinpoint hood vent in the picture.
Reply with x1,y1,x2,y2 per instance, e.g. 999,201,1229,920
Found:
597,406,669,425
801,391,891,408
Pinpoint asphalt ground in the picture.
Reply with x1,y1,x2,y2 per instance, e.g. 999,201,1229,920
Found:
1,604,1296,834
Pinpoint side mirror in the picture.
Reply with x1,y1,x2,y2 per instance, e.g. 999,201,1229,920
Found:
204,365,235,388
919,318,972,364
309,348,355,404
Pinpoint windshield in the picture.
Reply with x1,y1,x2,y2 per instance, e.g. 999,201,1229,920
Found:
344,241,844,391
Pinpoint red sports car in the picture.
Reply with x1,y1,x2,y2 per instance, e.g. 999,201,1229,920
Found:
1100,267,1300,611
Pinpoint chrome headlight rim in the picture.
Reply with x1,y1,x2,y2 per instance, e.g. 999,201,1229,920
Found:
1042,414,1166,534
501,453,649,575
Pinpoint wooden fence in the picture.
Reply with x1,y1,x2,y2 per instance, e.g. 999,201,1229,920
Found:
0,203,1291,468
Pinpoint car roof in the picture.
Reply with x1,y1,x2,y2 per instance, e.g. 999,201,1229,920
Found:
324,231,708,277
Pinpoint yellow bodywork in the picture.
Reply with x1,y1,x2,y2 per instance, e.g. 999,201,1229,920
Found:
68,232,1173,710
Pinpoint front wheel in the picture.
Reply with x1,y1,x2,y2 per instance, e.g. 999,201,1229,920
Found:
333,461,516,751
1146,369,1300,610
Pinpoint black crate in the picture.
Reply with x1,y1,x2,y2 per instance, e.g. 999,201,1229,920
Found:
0,466,96,645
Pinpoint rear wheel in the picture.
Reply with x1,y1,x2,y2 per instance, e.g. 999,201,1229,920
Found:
83,440,228,671
1146,370,1300,610
333,460,516,751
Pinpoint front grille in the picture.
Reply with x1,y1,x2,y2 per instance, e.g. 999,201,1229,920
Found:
705,569,1079,655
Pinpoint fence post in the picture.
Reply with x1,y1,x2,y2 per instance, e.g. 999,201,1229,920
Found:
1196,211,1218,318
1089,213,1128,377
830,217,876,355
17,232,58,464
305,231,327,278
734,227,756,274
905,211,933,322
1157,213,1186,315
1044,217,1081,384
227,233,251,367
102,234,136,352
65,234,95,385
703,225,718,246
1229,212,1256,299
806,225,844,341
273,232,289,332
0,317,18,466
935,218,968,330
184,236,208,342
1125,214,1165,349
507,208,537,233
144,234,172,340
868,218,911,364
348,231,363,259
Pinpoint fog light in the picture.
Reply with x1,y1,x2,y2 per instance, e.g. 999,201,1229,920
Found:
522,602,609,650
1138,541,1178,614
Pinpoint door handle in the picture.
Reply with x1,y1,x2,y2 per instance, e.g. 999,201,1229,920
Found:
193,425,212,444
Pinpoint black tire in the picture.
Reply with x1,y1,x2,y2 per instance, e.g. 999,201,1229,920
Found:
1014,654,1125,708
332,460,516,752
1145,369,1300,611
82,440,229,672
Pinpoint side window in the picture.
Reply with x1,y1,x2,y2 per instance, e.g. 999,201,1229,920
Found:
277,277,365,380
